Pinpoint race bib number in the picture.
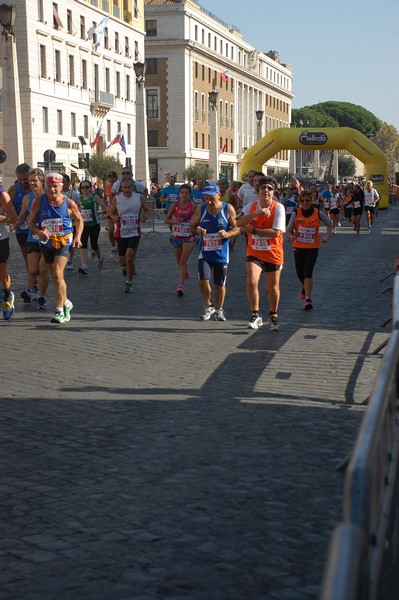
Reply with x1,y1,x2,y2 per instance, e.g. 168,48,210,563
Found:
172,223,190,237
297,226,316,244
251,234,271,251
203,233,222,251
354,201,360,208
169,194,178,203
121,213,138,237
19,219,29,230
41,218,63,235
81,209,93,223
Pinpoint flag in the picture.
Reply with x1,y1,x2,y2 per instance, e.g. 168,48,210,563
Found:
93,17,109,35
119,134,127,154
107,131,125,150
90,124,102,148
220,142,227,153
221,71,228,82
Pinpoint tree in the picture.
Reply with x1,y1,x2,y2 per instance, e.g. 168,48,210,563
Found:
88,154,123,183
292,102,381,137
371,122,399,179
182,163,214,184
338,154,356,178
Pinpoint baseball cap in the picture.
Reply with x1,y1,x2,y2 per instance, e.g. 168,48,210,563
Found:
202,182,220,196
218,177,228,185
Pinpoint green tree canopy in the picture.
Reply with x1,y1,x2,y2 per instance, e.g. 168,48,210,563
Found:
338,154,356,178
88,154,123,183
182,163,214,184
292,101,381,137
371,122,399,178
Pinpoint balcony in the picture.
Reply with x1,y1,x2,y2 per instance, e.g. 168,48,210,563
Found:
90,91,114,117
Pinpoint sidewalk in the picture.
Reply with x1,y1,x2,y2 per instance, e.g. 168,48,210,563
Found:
1,207,399,599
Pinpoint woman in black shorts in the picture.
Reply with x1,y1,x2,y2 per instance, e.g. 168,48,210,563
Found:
351,185,364,235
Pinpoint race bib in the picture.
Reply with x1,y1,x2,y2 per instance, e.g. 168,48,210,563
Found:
120,213,138,237
41,218,63,235
19,219,29,230
81,209,93,223
203,233,222,251
172,223,190,237
251,234,271,251
354,201,360,208
297,226,316,244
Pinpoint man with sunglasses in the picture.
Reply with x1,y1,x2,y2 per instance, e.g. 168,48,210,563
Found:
286,190,332,310
236,176,285,331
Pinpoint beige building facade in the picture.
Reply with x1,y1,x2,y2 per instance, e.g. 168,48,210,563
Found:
0,0,145,186
144,0,294,184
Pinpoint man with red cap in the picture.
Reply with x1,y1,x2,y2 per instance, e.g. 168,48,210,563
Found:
29,172,83,324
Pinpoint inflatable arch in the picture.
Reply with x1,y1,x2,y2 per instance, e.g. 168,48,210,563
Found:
239,127,389,208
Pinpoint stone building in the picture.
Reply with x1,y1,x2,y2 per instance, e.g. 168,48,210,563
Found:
144,0,294,183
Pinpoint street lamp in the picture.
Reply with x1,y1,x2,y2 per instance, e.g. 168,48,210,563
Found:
0,3,24,184
208,90,219,180
255,109,264,141
133,61,146,86
0,4,16,35
133,60,149,187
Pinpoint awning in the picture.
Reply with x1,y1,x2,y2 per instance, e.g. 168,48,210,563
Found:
63,163,85,177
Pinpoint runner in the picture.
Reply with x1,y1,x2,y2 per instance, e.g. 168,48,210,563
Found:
282,186,298,226
29,172,83,324
109,177,150,293
329,189,341,233
352,184,364,235
0,186,18,320
78,180,109,275
236,176,285,331
286,189,332,310
164,184,195,296
103,171,118,258
189,182,239,321
62,174,81,270
15,169,49,309
364,180,379,231
8,163,35,301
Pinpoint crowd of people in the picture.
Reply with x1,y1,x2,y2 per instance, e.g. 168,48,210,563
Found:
0,162,383,328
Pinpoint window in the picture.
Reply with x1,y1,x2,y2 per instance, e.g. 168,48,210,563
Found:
146,89,159,119
208,33,211,47
126,74,131,101
134,41,139,61
42,107,48,133
127,123,131,145
82,59,87,89
40,45,46,78
71,113,76,137
201,65,204,81
38,0,44,22
146,58,158,75
194,91,199,122
195,132,198,148
134,0,139,19
202,133,205,149
105,68,110,93
57,110,63,135
69,55,75,86
92,22,97,45
115,32,120,53
201,29,204,44
116,71,121,98
84,115,89,139
67,9,72,34
80,15,85,39
194,62,198,78
104,27,109,49
53,3,63,29
117,121,121,135
125,36,130,57
55,49,61,82
148,131,158,147
201,93,205,123
194,25,198,41
145,19,157,37
107,120,111,141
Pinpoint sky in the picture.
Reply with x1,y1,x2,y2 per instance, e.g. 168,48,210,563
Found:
198,0,399,130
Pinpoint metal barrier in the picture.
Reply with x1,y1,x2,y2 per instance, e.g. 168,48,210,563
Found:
320,273,399,600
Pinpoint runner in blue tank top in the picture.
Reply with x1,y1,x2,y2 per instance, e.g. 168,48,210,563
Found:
189,181,239,321
29,172,83,324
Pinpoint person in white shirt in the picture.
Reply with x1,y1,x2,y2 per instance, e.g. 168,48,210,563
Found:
363,180,379,231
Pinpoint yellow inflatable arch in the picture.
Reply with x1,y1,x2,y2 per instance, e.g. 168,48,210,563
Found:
239,127,389,208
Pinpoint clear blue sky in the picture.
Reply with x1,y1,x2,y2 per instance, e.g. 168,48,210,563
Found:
198,0,399,130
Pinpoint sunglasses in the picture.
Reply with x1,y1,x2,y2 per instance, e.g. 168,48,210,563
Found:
259,185,274,191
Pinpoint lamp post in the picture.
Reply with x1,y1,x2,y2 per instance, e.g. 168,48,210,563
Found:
208,89,219,180
255,109,264,142
0,3,24,185
133,61,150,188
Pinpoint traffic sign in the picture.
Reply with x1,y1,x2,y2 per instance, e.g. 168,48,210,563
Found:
43,149,56,163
